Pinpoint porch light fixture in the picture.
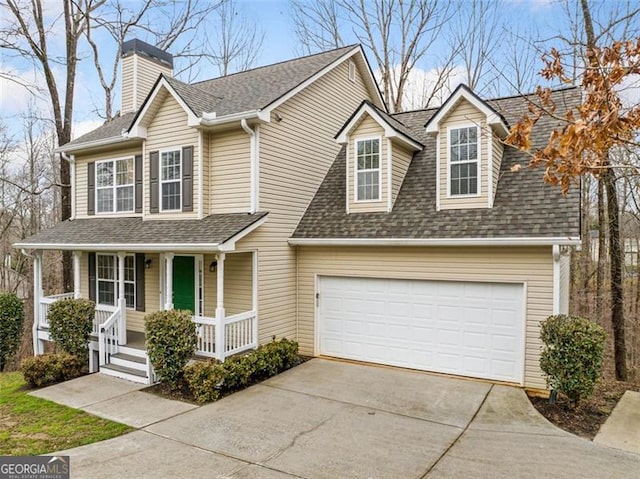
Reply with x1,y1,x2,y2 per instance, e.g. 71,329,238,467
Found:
209,260,217,273
145,258,152,269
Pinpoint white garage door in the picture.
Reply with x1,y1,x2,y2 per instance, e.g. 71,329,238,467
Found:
318,276,525,383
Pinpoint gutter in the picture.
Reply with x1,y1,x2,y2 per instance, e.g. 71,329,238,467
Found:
55,135,142,154
60,152,76,220
241,119,259,213
196,109,270,128
288,237,582,247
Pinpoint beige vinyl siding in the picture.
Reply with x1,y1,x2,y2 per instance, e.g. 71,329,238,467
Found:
237,58,372,344
297,245,554,389
491,134,504,205
391,142,413,205
201,131,210,216
121,54,171,113
144,94,199,219
74,147,142,219
347,115,387,213
209,128,251,213
439,98,489,210
203,252,254,317
121,57,135,113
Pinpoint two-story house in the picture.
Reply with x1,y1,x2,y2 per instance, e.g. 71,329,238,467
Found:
17,40,579,390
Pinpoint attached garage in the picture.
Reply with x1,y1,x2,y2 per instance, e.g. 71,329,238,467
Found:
318,276,525,384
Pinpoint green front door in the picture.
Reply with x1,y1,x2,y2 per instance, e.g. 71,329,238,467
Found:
173,256,195,313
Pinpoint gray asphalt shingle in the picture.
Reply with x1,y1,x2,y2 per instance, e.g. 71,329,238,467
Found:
16,212,267,248
292,87,581,240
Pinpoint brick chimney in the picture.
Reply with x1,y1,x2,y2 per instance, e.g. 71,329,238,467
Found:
121,39,173,113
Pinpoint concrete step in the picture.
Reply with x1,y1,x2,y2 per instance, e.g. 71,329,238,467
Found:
118,345,147,358
100,363,149,384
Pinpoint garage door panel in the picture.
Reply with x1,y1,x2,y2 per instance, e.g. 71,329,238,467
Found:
319,277,524,383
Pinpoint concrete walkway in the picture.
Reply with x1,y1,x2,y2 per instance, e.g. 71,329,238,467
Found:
594,390,640,454
30,374,197,428
49,360,639,478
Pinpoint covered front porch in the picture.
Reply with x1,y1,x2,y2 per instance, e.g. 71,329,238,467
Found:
31,249,259,384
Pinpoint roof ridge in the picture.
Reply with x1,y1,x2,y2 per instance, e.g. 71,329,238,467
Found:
191,44,360,86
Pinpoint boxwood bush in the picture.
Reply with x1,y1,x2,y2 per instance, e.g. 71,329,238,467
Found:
48,298,95,359
0,292,24,371
540,314,606,406
145,309,197,387
21,353,83,388
184,338,300,403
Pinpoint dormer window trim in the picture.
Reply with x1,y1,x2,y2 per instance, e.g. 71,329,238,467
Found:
446,123,481,199
354,136,383,203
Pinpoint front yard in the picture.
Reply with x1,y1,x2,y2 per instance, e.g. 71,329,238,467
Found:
0,372,132,455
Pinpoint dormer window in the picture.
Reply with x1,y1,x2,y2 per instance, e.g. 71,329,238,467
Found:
449,126,479,196
96,158,134,213
161,149,182,211
355,138,381,201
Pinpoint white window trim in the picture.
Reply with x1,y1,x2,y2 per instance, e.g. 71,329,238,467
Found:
354,136,383,203
159,147,182,212
446,123,481,199
96,253,136,310
95,157,135,214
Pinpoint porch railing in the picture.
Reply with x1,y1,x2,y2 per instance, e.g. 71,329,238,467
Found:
38,293,75,329
193,310,257,361
98,307,121,366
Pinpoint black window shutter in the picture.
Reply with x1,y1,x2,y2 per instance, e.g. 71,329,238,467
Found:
87,162,95,215
182,146,194,212
149,151,159,213
135,253,145,312
135,155,143,213
88,252,96,302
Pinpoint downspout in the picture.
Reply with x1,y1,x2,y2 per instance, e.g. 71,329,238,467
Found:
60,152,76,220
241,119,258,213
198,130,204,219
552,245,561,314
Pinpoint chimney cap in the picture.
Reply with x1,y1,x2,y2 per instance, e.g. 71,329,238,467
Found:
121,38,173,68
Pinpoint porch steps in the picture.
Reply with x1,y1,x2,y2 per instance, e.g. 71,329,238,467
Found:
99,345,150,384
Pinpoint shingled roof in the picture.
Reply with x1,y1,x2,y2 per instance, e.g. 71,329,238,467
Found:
65,45,360,148
15,212,268,250
292,87,581,241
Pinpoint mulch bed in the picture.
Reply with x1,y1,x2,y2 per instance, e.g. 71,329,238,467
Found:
529,377,640,439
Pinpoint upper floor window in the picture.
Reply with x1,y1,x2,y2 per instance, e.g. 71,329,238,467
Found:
161,150,181,211
96,254,135,308
356,138,380,201
449,126,478,196
96,158,134,213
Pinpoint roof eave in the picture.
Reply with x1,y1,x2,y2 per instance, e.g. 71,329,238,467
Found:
194,109,270,128
55,135,144,154
288,237,582,247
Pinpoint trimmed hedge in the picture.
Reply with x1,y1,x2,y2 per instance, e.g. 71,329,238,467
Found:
145,309,197,387
0,292,24,371
184,338,300,403
21,353,83,388
48,298,95,359
540,314,606,406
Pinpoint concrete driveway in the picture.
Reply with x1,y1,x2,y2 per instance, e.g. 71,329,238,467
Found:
56,359,639,478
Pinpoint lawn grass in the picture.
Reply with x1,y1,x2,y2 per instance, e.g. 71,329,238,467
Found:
0,372,132,455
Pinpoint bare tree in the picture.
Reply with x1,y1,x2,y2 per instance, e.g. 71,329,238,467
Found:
290,0,454,112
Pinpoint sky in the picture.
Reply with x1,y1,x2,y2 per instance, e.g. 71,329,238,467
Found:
0,0,630,142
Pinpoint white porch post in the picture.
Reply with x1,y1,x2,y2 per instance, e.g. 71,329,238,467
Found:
32,250,43,355
117,252,127,344
215,252,226,360
164,253,174,310
73,251,81,298
252,251,258,347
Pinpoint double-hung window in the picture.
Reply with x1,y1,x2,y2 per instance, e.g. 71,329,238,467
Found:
161,150,181,211
96,254,136,308
96,158,134,213
449,126,479,196
355,138,380,201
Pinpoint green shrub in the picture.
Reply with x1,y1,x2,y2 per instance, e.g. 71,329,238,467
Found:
21,353,83,388
183,359,225,403
540,314,606,406
145,309,197,387
0,292,24,371
48,298,95,359
184,338,300,404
